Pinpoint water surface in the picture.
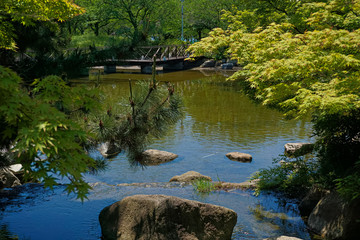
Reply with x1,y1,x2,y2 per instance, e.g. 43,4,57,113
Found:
0,70,312,240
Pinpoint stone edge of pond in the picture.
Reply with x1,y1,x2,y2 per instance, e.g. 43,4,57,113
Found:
90,180,258,191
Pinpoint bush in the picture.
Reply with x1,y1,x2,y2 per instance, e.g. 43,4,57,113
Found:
252,155,319,198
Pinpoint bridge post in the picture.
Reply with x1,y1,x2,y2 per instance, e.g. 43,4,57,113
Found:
163,62,184,71
104,65,116,74
141,65,153,74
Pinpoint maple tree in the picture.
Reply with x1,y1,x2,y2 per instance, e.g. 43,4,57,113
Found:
188,0,360,199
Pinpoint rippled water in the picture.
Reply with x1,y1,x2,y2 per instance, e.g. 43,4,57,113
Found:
0,70,313,240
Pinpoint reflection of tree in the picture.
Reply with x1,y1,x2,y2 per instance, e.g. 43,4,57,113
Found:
73,71,311,151
0,224,18,240
175,80,311,146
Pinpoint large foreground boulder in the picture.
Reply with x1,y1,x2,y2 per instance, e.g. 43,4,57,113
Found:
99,194,237,240
169,171,212,183
0,168,21,188
226,152,252,163
141,149,178,165
298,187,329,217
308,191,360,239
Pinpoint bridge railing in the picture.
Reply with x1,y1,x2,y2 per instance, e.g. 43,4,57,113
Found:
134,44,189,60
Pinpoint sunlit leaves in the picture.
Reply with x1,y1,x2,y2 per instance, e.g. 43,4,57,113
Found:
0,67,96,200
0,0,84,49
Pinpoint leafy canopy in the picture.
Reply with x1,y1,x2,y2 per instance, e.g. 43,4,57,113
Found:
188,0,360,199
0,0,83,49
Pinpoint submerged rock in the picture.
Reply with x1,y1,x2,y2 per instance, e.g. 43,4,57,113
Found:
99,194,237,240
0,168,21,188
284,143,313,156
98,142,121,158
141,149,178,165
221,63,233,70
169,171,212,183
226,152,252,163
308,191,360,239
218,180,259,190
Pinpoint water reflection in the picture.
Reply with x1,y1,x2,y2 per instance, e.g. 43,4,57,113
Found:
0,70,313,240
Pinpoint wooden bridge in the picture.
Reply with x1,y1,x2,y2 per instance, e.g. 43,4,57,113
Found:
94,44,202,74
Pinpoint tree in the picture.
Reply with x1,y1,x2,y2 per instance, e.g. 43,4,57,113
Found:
0,0,84,50
0,0,183,200
84,0,164,46
184,0,243,40
188,0,360,199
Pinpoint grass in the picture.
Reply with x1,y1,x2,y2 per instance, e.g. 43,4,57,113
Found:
191,178,216,193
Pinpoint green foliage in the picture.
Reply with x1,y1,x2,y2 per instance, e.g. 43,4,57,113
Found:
188,0,360,198
70,34,129,48
85,71,183,163
0,64,183,198
0,66,97,200
252,156,319,197
0,0,84,49
336,163,360,201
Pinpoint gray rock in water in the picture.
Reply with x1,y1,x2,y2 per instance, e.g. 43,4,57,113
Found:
264,236,303,240
141,149,178,165
9,164,23,174
98,142,121,158
308,191,360,239
219,180,259,190
284,143,313,156
221,63,234,69
226,152,252,163
99,194,237,240
0,168,21,188
200,60,216,68
169,171,212,183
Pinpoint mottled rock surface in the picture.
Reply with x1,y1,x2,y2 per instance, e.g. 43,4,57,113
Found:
200,60,216,68
284,143,313,156
218,180,258,190
308,191,360,239
141,149,178,165
99,194,237,240
264,236,303,240
9,164,23,174
98,142,121,158
0,168,21,188
226,152,252,163
298,187,329,217
169,171,212,183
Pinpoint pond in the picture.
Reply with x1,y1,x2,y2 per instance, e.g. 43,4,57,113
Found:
0,69,313,240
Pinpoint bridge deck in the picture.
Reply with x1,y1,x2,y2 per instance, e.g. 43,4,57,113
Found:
111,56,188,65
